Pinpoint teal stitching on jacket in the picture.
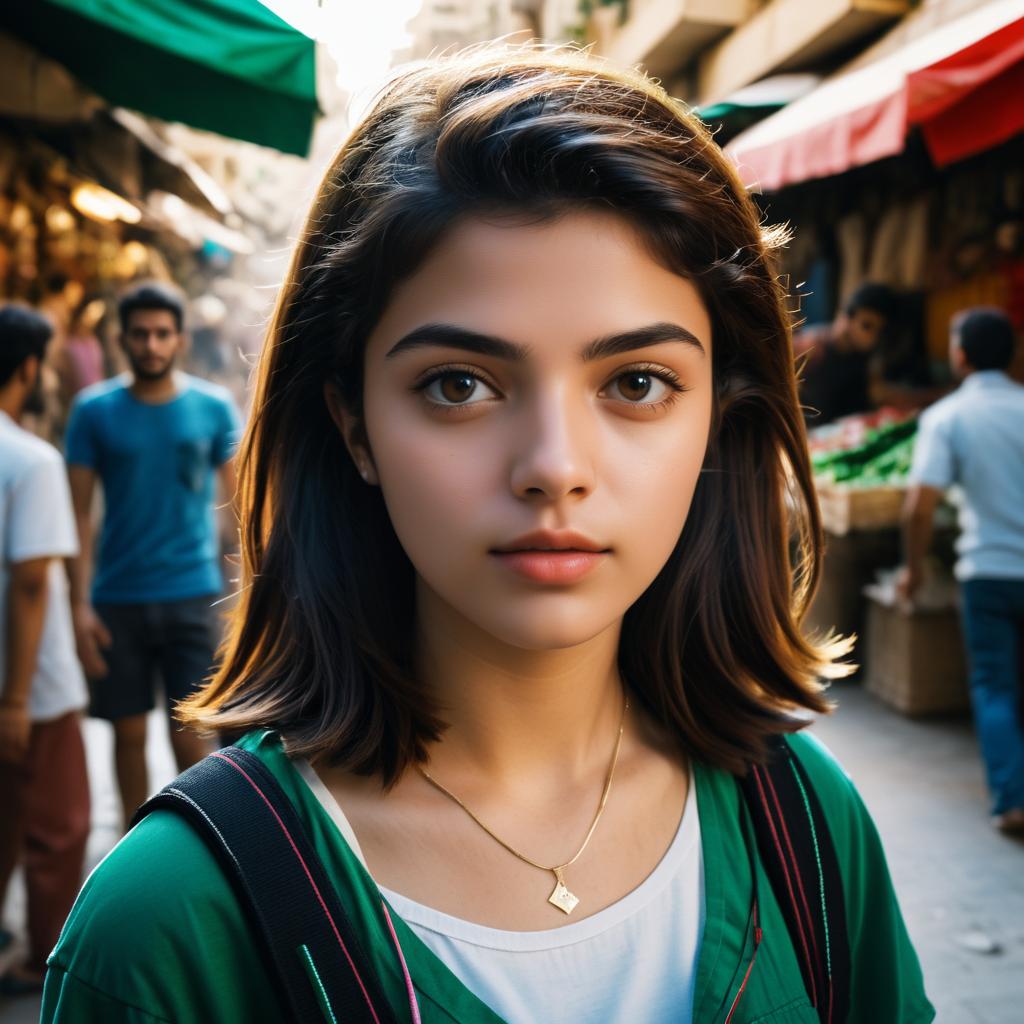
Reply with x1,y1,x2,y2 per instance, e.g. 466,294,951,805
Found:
788,761,833,979
298,943,338,1024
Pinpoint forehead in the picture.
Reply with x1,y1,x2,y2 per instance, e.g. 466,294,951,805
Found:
367,209,712,359
125,308,178,332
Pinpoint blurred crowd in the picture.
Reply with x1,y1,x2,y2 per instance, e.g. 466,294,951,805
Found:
18,272,248,449
0,282,241,995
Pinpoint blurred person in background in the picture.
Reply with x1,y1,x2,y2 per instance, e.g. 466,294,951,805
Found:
65,281,242,828
56,296,108,405
0,304,90,997
794,282,898,424
36,274,79,355
25,274,84,444
897,308,1024,834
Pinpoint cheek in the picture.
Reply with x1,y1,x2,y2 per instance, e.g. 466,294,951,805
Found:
365,400,494,573
605,401,711,578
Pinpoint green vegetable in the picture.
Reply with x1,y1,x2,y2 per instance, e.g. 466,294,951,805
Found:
813,418,917,485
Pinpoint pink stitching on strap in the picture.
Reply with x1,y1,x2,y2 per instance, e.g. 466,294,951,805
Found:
759,764,822,971
381,902,421,1024
751,765,818,1009
211,752,383,1024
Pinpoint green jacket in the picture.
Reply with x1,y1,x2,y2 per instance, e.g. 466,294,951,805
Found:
42,729,934,1023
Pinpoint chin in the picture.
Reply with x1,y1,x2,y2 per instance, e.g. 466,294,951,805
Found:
132,364,173,380
466,600,621,653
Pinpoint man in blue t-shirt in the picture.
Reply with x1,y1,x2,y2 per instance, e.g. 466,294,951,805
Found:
66,282,242,827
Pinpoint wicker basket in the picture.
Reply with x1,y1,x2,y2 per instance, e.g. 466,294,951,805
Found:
862,594,970,716
816,481,906,536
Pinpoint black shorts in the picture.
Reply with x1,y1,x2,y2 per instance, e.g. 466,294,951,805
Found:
90,595,221,721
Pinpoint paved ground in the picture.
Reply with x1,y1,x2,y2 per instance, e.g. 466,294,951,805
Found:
0,711,179,1024
2,685,1022,1022
813,683,1024,1023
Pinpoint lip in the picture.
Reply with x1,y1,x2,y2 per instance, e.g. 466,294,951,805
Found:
490,530,610,585
492,529,607,554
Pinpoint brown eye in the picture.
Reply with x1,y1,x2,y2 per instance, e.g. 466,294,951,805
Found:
440,373,476,402
605,370,676,405
616,372,653,402
422,371,498,406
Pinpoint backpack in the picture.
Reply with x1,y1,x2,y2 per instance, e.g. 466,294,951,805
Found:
132,735,850,1024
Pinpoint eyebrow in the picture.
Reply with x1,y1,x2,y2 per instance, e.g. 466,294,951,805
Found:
384,320,706,361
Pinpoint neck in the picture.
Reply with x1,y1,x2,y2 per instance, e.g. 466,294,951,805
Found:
130,370,178,402
0,390,22,421
414,579,627,794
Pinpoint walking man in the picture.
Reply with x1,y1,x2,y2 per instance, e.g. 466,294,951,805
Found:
897,308,1024,833
66,281,241,827
0,304,90,995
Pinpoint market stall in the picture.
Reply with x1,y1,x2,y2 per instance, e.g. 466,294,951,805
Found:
805,409,969,715
719,0,1022,719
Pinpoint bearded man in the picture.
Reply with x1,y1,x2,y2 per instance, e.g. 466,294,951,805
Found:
66,282,241,828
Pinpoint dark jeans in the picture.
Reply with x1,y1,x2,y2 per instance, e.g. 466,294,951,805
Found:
960,578,1024,815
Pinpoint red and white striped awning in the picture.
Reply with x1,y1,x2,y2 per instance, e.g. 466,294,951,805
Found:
725,0,1024,191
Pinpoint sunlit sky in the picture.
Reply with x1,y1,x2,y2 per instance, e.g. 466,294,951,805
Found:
262,0,425,93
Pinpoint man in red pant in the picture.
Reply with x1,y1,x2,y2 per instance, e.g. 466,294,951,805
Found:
0,304,90,995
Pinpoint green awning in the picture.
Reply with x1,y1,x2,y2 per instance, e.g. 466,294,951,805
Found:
694,74,821,122
0,0,317,156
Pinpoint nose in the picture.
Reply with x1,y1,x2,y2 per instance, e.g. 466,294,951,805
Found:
509,387,596,502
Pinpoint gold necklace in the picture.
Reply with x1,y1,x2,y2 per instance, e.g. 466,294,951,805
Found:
417,696,628,916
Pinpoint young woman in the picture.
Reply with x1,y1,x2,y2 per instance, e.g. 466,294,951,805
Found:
42,47,933,1024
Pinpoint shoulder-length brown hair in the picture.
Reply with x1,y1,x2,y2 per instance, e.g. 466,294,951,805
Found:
180,45,848,783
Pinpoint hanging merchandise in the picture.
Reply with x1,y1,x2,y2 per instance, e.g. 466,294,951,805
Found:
835,211,869,307
867,196,931,291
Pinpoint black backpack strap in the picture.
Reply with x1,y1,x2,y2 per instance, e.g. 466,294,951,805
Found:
738,735,851,1024
131,746,399,1024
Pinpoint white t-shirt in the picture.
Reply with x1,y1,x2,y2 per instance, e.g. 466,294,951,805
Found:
0,411,87,721
299,760,704,1024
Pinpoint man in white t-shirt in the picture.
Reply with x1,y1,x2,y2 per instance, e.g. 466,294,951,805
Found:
0,304,90,996
897,307,1024,834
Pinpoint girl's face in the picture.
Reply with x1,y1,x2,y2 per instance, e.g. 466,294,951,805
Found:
337,209,713,650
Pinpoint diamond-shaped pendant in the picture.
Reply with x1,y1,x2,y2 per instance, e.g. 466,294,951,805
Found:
548,877,580,915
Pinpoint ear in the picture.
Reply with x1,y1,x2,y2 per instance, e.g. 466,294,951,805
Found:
950,344,968,377
323,381,379,485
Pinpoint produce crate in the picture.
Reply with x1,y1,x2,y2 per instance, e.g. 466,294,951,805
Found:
816,481,905,536
862,594,970,716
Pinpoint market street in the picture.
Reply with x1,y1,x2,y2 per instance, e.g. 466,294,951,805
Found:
1,682,1021,1023
815,684,1024,1023
1,3,1022,1020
